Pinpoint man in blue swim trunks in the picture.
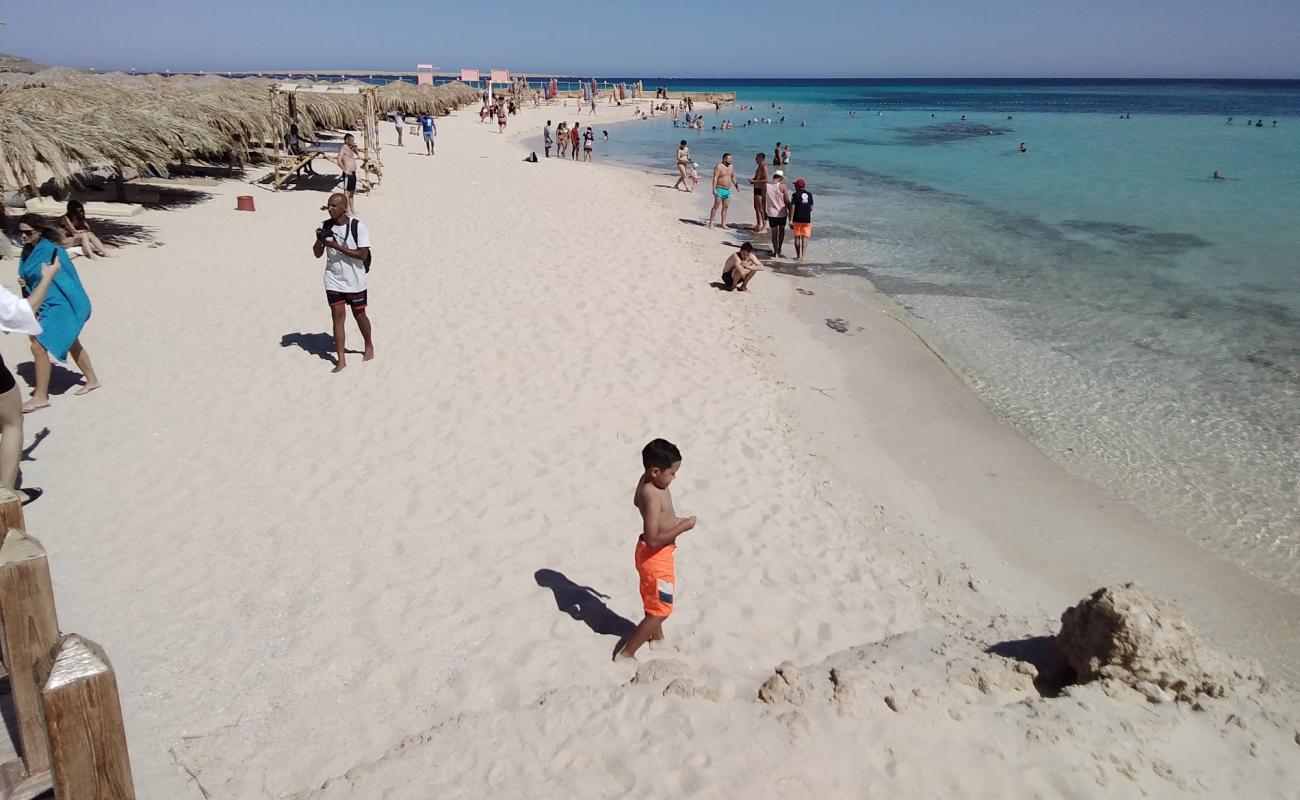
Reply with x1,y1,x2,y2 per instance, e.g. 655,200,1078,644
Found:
419,113,437,156
707,153,736,230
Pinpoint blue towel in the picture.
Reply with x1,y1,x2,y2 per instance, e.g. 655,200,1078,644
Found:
18,237,92,362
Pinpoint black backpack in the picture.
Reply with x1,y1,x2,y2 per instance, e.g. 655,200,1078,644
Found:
325,217,372,271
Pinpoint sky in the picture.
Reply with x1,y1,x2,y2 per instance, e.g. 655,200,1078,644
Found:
2,0,1298,79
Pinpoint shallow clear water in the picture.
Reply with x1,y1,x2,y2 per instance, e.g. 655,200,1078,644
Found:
591,80,1300,593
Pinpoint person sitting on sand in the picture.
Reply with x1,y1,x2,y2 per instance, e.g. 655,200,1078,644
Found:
15,215,100,413
312,193,373,374
721,242,763,291
673,140,693,192
58,200,108,259
0,253,61,504
615,438,695,662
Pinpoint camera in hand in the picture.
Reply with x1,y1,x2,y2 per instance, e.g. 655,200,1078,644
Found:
316,223,334,242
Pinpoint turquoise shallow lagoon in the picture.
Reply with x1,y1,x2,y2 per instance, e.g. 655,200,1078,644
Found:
589,80,1300,593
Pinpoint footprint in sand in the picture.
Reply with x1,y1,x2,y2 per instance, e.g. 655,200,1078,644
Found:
825,318,850,334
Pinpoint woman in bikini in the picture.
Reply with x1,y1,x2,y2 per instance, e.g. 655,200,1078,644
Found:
58,200,109,259
673,140,693,192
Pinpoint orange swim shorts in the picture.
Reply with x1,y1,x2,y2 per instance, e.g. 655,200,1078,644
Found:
635,539,676,618
791,222,812,238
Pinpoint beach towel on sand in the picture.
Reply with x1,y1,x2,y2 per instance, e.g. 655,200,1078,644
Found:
18,237,91,361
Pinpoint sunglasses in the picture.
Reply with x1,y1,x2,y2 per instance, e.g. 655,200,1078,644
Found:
17,228,36,237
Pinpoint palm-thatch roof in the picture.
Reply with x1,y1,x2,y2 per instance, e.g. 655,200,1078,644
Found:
0,104,226,188
0,53,46,75
0,69,480,188
375,80,481,116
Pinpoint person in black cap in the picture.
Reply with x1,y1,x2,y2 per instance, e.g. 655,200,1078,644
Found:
790,178,814,261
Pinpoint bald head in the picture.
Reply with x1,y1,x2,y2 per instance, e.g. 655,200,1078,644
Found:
327,193,348,219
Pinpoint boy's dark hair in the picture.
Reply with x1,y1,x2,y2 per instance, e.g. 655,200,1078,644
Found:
642,438,682,470
740,242,753,252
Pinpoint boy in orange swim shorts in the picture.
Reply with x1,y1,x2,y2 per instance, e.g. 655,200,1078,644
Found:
615,438,696,661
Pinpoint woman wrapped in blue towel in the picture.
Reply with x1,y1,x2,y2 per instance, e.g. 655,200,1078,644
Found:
14,214,100,413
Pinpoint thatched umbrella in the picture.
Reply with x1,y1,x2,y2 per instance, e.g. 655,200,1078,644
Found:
0,104,226,188
0,66,93,90
0,70,480,188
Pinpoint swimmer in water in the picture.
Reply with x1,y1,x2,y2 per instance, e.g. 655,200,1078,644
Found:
1017,142,1027,153
1213,170,1225,180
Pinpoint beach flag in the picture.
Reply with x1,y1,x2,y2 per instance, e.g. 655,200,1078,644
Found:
619,84,626,100
548,78,557,99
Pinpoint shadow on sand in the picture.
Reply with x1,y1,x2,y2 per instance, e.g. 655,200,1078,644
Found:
986,635,1075,697
280,332,362,365
535,569,635,639
13,362,85,396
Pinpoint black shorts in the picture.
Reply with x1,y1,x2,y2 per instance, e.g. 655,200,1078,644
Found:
0,353,14,395
344,172,357,192
754,187,764,197
326,289,368,311
768,215,788,228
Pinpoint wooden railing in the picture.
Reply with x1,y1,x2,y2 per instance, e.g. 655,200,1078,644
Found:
0,489,134,800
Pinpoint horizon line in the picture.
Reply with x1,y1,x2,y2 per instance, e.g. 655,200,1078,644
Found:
80,67,1300,82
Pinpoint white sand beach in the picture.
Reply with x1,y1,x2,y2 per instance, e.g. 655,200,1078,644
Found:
6,101,1300,799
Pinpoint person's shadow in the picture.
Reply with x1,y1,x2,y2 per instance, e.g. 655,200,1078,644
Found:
534,569,635,639
280,332,362,365
14,362,84,396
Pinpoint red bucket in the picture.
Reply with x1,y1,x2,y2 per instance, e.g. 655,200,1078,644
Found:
235,195,256,212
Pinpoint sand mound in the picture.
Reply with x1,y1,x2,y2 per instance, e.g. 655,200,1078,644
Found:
1057,583,1256,701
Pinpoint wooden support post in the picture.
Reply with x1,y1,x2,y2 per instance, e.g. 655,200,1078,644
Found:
0,488,24,542
39,635,135,800
0,530,58,779
0,529,58,799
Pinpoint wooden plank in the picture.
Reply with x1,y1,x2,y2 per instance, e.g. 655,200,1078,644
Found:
0,530,59,778
39,635,135,800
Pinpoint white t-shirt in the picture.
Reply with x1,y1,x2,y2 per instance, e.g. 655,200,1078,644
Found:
322,217,370,293
0,286,41,336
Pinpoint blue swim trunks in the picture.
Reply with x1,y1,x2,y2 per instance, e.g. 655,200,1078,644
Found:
715,187,732,200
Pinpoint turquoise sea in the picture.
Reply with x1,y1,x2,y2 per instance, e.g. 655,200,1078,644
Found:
577,79,1300,594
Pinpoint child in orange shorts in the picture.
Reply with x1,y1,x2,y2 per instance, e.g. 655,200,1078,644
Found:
615,438,696,661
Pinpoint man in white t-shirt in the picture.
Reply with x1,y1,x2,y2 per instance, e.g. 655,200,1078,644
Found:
311,192,373,373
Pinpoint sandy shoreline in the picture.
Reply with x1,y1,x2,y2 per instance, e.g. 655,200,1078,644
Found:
5,99,1298,798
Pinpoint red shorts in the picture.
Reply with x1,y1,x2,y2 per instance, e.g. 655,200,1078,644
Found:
635,539,676,618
